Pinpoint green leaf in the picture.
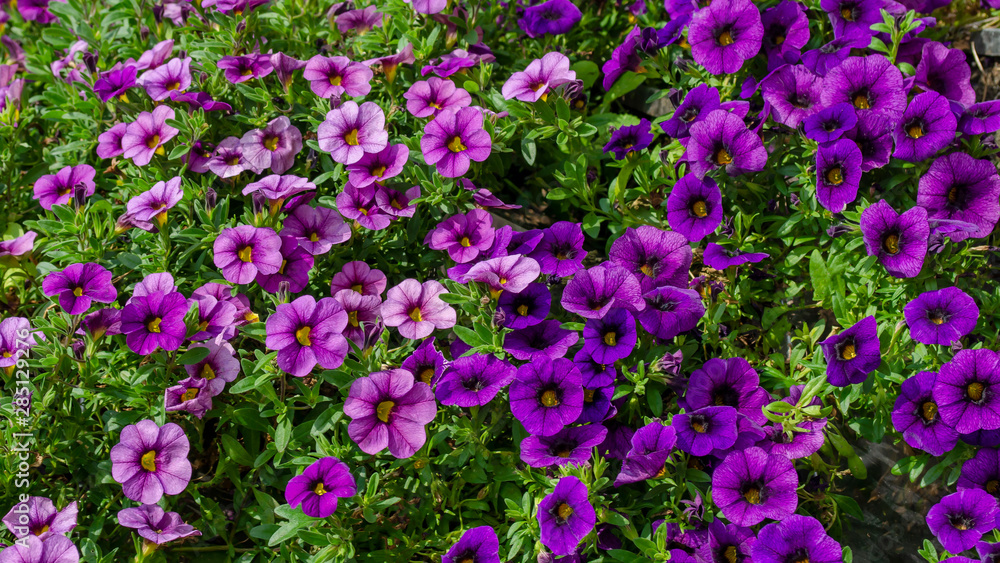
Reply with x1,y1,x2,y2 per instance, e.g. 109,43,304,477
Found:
570,61,600,90
809,250,831,302
274,418,292,452
520,136,537,166
453,325,488,348
604,72,646,105
117,252,143,270
221,435,255,466
177,346,211,365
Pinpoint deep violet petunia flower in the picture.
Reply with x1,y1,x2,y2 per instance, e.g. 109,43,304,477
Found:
270,53,307,92
637,286,704,340
662,85,722,139
603,119,653,160
255,236,314,294
859,200,929,278
615,420,677,486
821,0,893,40
240,117,303,174
712,446,798,526
317,101,389,165
190,294,238,341
0,232,36,258
401,337,445,386
683,357,768,424
760,64,823,128
443,526,501,563
110,419,191,504
41,262,116,315
93,65,137,102
347,143,409,187
687,0,763,75
137,57,191,101
0,535,80,563
403,78,472,118
562,262,645,320
528,221,587,277
33,164,95,210
217,54,273,84
760,1,810,69
183,340,240,395
164,377,215,419
891,371,959,456
582,308,637,364
303,56,373,99
435,353,515,407
537,476,596,557
330,261,387,296
666,174,723,242
958,448,1000,508
122,105,178,166
904,287,979,346
117,504,201,545
926,489,999,553
18,0,66,24
819,315,881,387
343,368,436,458
917,152,1000,242
498,282,551,329
892,91,956,163
518,0,582,38
281,205,351,256
374,185,421,218
699,520,757,563
212,225,282,285
521,424,607,468
510,356,583,436
126,176,183,227
933,348,1000,434
685,109,767,178
801,37,855,77
504,319,579,361
336,183,392,231
803,102,858,143
97,123,128,159
821,55,906,122
284,457,356,518
132,272,177,298
120,291,187,355
702,243,769,269
502,52,575,103
844,112,894,172
169,91,232,113
265,295,348,377
426,209,495,264
2,497,77,539
609,225,691,292
420,107,492,178
815,138,863,213
751,515,842,563
673,406,739,456
381,279,456,339
959,100,1000,135
915,42,975,107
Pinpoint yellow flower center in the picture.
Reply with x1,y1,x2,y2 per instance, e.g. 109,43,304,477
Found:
968,382,985,402
145,134,161,149
201,364,216,380
73,287,84,297
409,307,423,322
517,304,529,316
371,165,387,178
419,368,435,385
264,135,280,151
853,94,870,110
948,186,959,203
238,246,253,262
640,264,655,277
540,389,560,407
278,260,287,275
556,503,573,520
245,311,260,323
351,284,363,293
826,167,843,185
743,486,761,504
841,7,854,20
714,148,732,165
691,420,707,433
344,129,360,146
181,388,199,402
314,482,327,495
724,546,738,563
840,343,856,360
988,480,1000,494
309,232,320,242
907,124,924,139
32,525,49,536
447,135,467,153
147,318,162,333
348,310,359,327
198,320,209,332
226,156,240,166
718,30,734,46
882,234,900,255
329,75,343,86
459,237,471,247
141,450,157,472
691,200,708,218
296,326,312,346
603,332,617,346
584,389,595,403
166,81,181,91
921,401,937,421
376,400,395,422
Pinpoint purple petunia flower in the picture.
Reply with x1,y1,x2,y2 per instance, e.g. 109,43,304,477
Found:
402,337,445,386
713,446,798,526
815,138,862,213
502,52,575,103
859,200,929,278
183,340,240,395
97,123,128,159
498,282,551,329
537,476,596,556
117,504,200,545
426,209,495,264
703,243,768,269
528,221,587,277
959,100,1000,135
958,448,1000,513
240,117,303,174
374,185,420,218
662,85,721,139
0,231,35,259
915,41,975,107
343,369,437,458
820,315,881,387
562,262,646,320
93,65,137,102
673,405,739,456
265,295,348,377
270,53,307,92
760,64,823,129
504,319,579,361
284,457,356,518
337,6,383,33
137,57,191,101
760,1,810,69
686,109,767,178
904,287,979,346
436,353,515,407
330,261,387,296
518,0,582,38
2,497,77,539
510,356,583,436
615,420,677,486
403,78,472,118
303,55,373,99
120,291,187,355
213,225,283,285
751,515,842,563
381,279,456,339
582,308,637,364
164,377,215,419
821,55,906,122
41,262,116,315
637,286,704,340
255,236,314,294
521,424,607,468
927,489,999,554
821,0,892,40
803,102,858,143
126,176,183,228
347,143,409,188
281,205,351,256
933,349,1000,434
917,152,1000,242
604,119,653,160
610,225,691,292
0,318,39,369
122,106,178,166
33,164,95,211
684,357,768,424
0,535,79,563
217,54,273,84
420,107,492,178
208,136,257,178
317,101,388,165
443,526,501,563
844,112,894,172
666,174,723,242
334,289,381,347
110,419,191,504
190,294,238,341
687,0,763,75
891,371,959,456
169,91,231,113
700,520,757,563
336,183,392,231
892,91,956,163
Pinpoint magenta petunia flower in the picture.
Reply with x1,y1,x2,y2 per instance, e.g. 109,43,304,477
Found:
334,289,381,347
404,77,471,118
374,185,421,218
183,339,240,395
33,164,95,210
93,64,137,102
0,535,80,563
120,291,188,355
687,0,763,75
110,419,192,504
191,294,238,341
362,43,416,84
317,101,388,165
280,205,351,255
122,106,178,166
461,255,541,296
137,57,191,101
347,143,409,187
242,174,315,211
117,505,201,545
381,279,456,339
240,117,303,174
344,369,437,458
501,52,576,103
904,287,979,346
164,376,215,419
2,497,77,539
336,182,392,230
331,261,387,296
213,225,283,285
97,123,128,159
126,176,183,227
0,231,36,258
209,136,258,178
41,262,117,315
217,54,273,84
337,6,383,33
425,208,496,264
255,236,314,294
303,55,373,98
285,457,357,518
265,295,349,377
420,107,492,178
562,262,645,319
406,0,447,14
270,52,307,92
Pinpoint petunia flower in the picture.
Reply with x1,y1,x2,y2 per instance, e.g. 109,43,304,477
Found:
959,100,1000,135
760,1,810,69
122,105,178,166
518,0,582,37
240,117,303,174
803,102,857,143
683,357,768,424
0,231,36,258
819,315,881,387
346,143,408,187
217,54,273,84
562,262,645,320
820,55,906,122
362,43,416,84
687,0,763,75
615,420,677,486
666,174,723,242
537,476,596,556
120,291,187,355
510,356,583,436
904,286,979,346
137,57,191,101
582,308,637,364
859,200,929,278
751,515,842,563
916,152,1000,242
426,209,496,264
637,286,704,341
498,282,551,329
97,123,128,159
183,340,240,395
815,138,862,213
892,91,957,163
343,369,437,458
420,107,492,178
610,225,692,292
317,101,388,165
603,119,653,160
528,221,586,277
673,406,739,456
190,294,238,341
403,77,472,118
915,41,975,107
212,225,283,285
265,295,349,377
33,164,95,210
0,535,79,563
401,336,445,386
284,457,356,518
303,55,373,99
374,185,420,218
933,348,1000,434
336,183,392,230
110,419,192,504
41,262,116,315
504,320,579,361
270,53,307,92
117,504,201,545
461,255,540,296
685,109,767,178
330,261,386,296
381,279,456,339
661,85,722,139
435,353,515,407
126,176,183,227
891,371,959,457
164,377,215,419
93,64,137,102
280,205,351,256
521,424,607,468
2,497,77,539
712,446,798,526
443,526,501,563
337,6,383,33
927,489,999,553
502,52,575,103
